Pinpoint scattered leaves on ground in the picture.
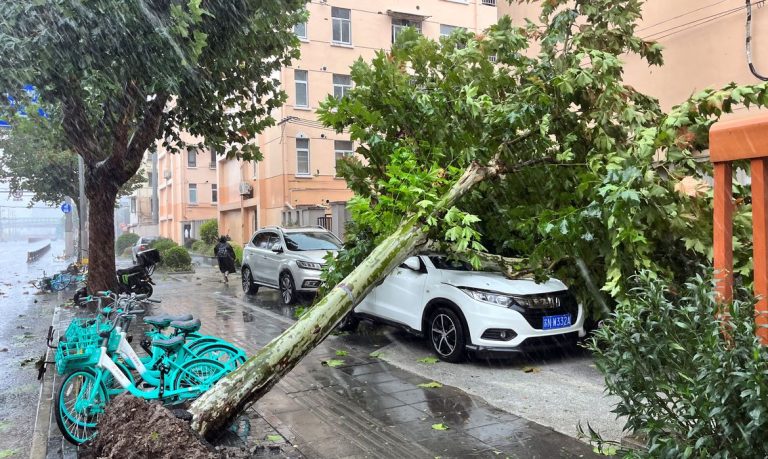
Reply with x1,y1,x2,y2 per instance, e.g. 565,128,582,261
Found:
0,450,18,459
369,351,382,359
593,445,618,456
431,423,449,431
418,381,443,389
522,366,540,373
335,350,348,356
322,359,345,368
266,434,283,442
418,356,439,364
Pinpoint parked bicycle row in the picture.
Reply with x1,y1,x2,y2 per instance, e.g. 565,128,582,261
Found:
44,290,247,445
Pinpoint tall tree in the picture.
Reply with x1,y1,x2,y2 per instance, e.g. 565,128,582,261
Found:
188,0,765,436
0,111,144,216
0,0,304,290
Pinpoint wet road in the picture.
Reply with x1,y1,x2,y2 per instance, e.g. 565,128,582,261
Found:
0,240,70,459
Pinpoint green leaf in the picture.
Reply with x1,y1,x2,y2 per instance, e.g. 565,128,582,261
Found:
266,435,283,442
431,423,449,431
369,351,382,359
418,381,444,388
417,356,440,364
322,359,345,368
335,350,348,356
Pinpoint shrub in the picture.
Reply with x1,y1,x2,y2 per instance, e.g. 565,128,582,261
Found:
191,240,214,255
161,246,192,272
151,237,177,254
199,219,219,245
231,243,243,267
115,233,139,254
588,272,768,458
184,237,197,249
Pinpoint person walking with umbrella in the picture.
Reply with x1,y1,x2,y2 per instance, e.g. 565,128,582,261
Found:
214,236,236,283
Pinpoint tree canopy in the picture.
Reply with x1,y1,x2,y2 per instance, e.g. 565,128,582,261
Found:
0,0,305,290
319,0,761,318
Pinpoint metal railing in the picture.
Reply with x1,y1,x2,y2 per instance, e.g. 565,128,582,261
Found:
317,216,332,231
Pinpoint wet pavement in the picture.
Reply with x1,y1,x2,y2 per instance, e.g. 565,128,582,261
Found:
0,240,71,459
40,261,600,458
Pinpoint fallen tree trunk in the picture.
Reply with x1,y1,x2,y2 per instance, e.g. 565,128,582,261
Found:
189,158,506,436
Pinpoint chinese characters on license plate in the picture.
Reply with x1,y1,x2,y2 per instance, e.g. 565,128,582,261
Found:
542,314,571,330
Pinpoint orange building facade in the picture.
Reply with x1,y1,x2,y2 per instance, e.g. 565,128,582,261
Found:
157,132,219,245
218,0,499,245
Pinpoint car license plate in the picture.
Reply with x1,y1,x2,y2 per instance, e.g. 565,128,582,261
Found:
542,314,571,330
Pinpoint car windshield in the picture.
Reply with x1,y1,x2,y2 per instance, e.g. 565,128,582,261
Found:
283,232,341,251
429,256,473,271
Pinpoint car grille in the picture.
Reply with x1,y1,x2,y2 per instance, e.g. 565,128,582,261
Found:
513,290,578,329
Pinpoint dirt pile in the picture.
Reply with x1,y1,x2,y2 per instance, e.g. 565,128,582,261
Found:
80,394,218,459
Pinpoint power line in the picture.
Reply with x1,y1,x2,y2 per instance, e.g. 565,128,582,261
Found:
641,4,747,41
637,0,729,32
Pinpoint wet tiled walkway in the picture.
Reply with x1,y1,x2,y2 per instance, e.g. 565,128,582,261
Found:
44,266,599,458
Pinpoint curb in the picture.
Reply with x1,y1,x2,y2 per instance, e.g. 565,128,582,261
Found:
29,306,61,459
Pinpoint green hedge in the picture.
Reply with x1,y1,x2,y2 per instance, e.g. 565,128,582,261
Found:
200,219,219,245
151,237,177,253
161,246,192,272
231,243,243,267
191,240,215,256
589,272,768,457
115,233,139,254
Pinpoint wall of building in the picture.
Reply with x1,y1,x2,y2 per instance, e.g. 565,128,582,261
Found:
498,1,768,111
218,0,499,243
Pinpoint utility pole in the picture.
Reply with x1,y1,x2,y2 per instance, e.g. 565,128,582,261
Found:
78,156,88,263
64,196,74,257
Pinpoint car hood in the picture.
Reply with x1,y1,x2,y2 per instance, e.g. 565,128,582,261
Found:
439,270,567,295
295,249,337,264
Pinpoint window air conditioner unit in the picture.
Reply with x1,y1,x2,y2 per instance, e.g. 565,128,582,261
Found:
239,182,253,196
163,170,172,179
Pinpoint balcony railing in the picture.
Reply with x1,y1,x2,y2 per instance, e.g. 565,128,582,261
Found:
481,0,496,5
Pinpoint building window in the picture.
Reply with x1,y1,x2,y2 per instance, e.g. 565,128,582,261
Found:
296,138,310,175
334,140,354,176
130,197,137,213
211,184,218,203
440,24,458,38
187,148,197,167
332,74,352,99
295,70,308,107
209,148,217,169
188,184,197,204
392,18,421,43
147,172,153,185
294,22,307,40
481,0,496,5
332,7,351,45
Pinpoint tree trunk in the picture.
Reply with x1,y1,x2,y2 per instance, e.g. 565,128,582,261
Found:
189,158,504,436
86,175,119,293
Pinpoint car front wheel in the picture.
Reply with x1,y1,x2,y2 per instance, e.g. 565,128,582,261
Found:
428,307,466,363
279,272,296,305
242,267,259,295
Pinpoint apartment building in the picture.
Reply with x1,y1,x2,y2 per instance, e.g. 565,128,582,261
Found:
218,0,499,245
157,132,219,245
498,0,768,111
125,153,158,237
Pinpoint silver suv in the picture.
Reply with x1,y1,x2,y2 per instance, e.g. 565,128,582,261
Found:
241,226,342,305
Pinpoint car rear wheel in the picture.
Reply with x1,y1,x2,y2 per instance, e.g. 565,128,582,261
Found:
428,307,466,363
279,272,296,305
241,267,259,295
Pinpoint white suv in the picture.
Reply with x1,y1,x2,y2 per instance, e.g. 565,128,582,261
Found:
347,254,586,362
241,226,342,305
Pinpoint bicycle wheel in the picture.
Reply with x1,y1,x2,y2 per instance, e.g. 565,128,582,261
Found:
55,368,109,445
50,273,72,291
101,360,135,397
171,358,226,397
190,343,247,371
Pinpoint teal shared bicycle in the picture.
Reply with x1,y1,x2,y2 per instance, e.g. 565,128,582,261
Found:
49,292,246,445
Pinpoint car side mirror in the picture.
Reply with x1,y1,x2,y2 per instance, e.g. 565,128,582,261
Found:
272,245,283,253
400,257,421,272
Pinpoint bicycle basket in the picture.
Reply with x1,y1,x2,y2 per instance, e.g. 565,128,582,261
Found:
54,318,117,374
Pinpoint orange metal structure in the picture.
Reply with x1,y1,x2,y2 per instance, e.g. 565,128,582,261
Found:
710,113,768,344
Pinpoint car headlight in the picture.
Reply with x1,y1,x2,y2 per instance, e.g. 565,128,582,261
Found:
459,288,514,307
296,260,323,271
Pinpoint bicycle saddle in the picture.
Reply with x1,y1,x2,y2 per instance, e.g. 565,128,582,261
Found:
151,335,185,352
170,318,201,333
143,314,194,328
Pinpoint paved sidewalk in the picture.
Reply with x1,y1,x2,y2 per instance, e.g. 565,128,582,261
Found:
42,265,599,458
